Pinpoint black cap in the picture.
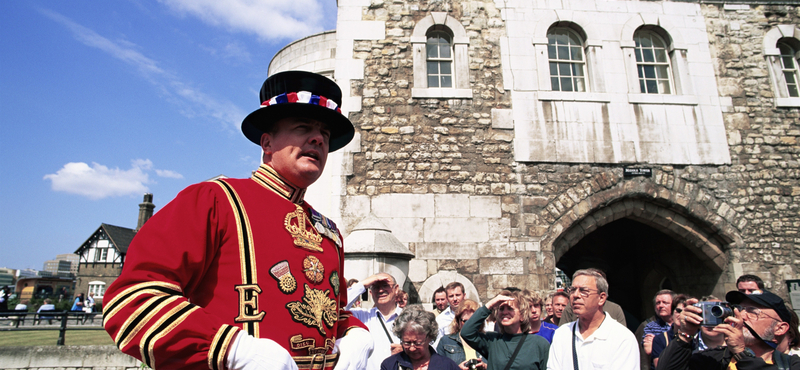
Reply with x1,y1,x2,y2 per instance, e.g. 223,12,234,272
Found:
241,70,355,152
726,290,791,323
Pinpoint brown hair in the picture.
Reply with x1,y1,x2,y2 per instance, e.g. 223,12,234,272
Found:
450,299,481,334
492,290,531,334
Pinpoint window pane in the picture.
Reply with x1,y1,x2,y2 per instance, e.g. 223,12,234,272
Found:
658,80,671,94
427,62,439,74
646,79,658,93
557,45,570,60
655,49,668,63
643,49,655,63
428,76,439,87
785,71,796,84
561,77,573,91
440,45,451,58
634,48,643,63
638,65,644,78
559,62,571,76
640,80,647,93
440,61,451,74
783,56,795,69
643,65,656,78
656,65,669,79
572,64,584,77
550,62,559,76
555,33,568,45
552,77,560,91
441,76,452,88
548,45,557,59
572,46,583,61
640,35,652,48
788,84,799,97
427,44,437,58
575,77,586,92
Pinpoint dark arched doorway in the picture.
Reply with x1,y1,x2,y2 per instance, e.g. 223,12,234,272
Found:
556,218,723,323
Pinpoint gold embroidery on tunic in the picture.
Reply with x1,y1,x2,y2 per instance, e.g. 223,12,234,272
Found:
285,204,323,252
286,284,338,335
329,271,340,297
303,256,324,284
290,334,335,356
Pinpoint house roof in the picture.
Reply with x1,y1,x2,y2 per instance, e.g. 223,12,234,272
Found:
74,223,137,255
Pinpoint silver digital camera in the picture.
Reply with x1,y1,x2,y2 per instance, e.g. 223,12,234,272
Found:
694,301,735,326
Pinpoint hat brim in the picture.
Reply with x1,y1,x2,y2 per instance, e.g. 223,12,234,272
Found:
242,103,355,153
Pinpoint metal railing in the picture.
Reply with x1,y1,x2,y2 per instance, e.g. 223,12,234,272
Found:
0,311,104,345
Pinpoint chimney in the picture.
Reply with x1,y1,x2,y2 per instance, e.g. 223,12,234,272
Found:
137,193,155,231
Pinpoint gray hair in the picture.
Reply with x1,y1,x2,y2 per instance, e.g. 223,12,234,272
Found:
393,305,438,341
573,269,609,295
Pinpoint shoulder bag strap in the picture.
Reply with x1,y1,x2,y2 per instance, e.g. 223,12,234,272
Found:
572,323,580,370
377,310,396,343
502,333,527,370
773,349,790,370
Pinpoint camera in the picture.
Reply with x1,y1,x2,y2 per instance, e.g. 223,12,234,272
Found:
694,301,735,326
465,359,481,370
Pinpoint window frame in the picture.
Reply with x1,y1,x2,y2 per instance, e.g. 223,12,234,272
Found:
547,28,587,92
763,26,800,107
633,29,673,95
411,12,472,98
426,28,454,88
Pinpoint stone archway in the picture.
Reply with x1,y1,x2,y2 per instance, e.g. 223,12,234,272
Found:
417,271,482,311
541,176,744,322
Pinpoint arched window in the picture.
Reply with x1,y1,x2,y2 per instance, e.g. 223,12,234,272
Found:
411,12,471,98
548,28,586,92
778,41,799,97
427,28,453,88
634,30,672,94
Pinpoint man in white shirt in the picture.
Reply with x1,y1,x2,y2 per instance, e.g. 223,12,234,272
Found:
433,281,467,348
346,273,403,370
547,269,639,370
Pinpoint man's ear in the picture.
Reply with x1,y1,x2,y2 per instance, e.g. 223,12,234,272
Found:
598,292,608,306
260,133,271,154
774,321,790,336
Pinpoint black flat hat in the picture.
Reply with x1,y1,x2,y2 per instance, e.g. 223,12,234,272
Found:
241,70,355,152
726,290,792,323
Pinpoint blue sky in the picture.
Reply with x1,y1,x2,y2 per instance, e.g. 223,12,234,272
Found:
0,1,338,270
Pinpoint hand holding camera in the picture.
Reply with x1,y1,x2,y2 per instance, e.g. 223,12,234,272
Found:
460,358,486,370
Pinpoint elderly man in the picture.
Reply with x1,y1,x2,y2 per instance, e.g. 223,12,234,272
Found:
103,71,370,370
737,274,765,294
346,272,403,370
547,269,639,370
649,294,689,368
657,290,799,369
432,287,448,315
639,290,676,369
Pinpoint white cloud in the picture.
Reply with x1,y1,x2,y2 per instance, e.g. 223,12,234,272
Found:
158,0,325,41
44,159,184,199
39,9,247,132
156,169,184,179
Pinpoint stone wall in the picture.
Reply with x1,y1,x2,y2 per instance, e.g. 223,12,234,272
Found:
0,346,139,370
76,263,122,304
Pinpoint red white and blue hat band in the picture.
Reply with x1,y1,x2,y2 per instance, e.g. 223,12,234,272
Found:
261,91,342,114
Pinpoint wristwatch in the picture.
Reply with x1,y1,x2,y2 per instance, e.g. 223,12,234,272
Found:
732,348,755,361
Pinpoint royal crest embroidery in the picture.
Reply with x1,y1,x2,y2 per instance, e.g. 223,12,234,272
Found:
269,261,297,294
285,204,323,252
290,334,335,356
286,284,338,335
329,271,340,296
303,256,325,284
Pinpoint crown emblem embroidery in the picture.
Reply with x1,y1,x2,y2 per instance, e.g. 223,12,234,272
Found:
285,204,323,252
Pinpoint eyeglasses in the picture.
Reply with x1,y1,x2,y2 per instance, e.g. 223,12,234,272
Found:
741,306,782,322
564,286,600,298
401,340,428,348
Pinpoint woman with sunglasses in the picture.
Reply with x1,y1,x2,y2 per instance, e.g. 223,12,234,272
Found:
461,290,550,370
381,305,460,370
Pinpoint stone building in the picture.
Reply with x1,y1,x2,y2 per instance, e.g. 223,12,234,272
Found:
270,0,799,319
73,194,155,303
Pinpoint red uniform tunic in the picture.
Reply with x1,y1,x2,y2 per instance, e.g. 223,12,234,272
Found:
103,164,366,370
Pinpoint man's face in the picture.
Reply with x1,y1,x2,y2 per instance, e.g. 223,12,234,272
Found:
369,274,398,307
738,299,785,346
434,292,448,311
552,295,569,318
655,294,673,321
530,303,542,322
737,281,761,294
569,275,605,318
545,298,553,316
261,117,330,189
446,287,464,308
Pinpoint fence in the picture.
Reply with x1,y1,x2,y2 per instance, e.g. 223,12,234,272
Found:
0,310,103,345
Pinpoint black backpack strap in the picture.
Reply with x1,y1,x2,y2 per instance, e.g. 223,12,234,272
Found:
503,334,527,370
772,350,790,370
